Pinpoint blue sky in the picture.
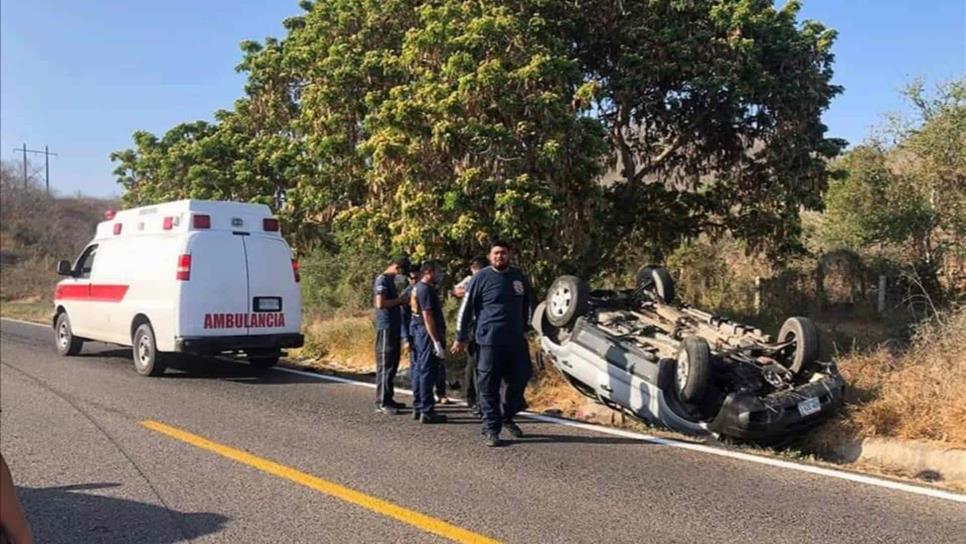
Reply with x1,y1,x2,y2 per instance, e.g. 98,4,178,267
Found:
1,1,963,197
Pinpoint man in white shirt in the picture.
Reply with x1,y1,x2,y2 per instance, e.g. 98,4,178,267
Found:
452,257,487,416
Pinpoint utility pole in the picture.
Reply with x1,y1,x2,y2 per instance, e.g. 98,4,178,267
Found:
12,145,58,194
21,144,27,189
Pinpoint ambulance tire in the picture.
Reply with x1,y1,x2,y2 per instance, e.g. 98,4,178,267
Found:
133,323,167,377
55,312,84,356
249,354,280,369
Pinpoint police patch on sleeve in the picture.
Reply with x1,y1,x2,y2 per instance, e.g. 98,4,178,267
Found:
513,280,525,295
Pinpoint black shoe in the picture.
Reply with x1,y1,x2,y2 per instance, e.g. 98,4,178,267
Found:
470,405,482,418
504,421,523,438
376,405,399,415
420,411,447,424
412,410,421,421
387,400,407,409
484,433,502,447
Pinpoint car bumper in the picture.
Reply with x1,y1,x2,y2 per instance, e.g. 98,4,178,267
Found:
175,333,304,354
707,370,846,443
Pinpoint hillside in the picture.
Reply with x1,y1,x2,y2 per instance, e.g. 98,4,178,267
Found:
0,174,116,304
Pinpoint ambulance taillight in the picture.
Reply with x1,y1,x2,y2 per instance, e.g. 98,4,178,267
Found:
263,218,280,232
292,259,301,283
192,214,211,229
176,254,192,281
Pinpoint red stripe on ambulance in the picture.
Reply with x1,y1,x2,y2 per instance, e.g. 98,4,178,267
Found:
55,284,129,302
203,312,286,329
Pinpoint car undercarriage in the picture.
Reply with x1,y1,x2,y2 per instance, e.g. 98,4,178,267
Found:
533,266,845,443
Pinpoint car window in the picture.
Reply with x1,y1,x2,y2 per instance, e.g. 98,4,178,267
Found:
75,245,98,279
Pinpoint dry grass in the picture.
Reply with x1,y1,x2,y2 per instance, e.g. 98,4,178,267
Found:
832,307,966,446
0,299,51,323
300,313,378,372
526,358,587,417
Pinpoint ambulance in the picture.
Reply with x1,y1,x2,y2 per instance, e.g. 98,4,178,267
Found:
53,199,304,376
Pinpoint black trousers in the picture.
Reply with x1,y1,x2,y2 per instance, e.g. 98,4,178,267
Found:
464,342,479,407
375,329,401,406
477,341,532,436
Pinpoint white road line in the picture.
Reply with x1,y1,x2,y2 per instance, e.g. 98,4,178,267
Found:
274,366,966,504
0,317,48,328
4,318,962,504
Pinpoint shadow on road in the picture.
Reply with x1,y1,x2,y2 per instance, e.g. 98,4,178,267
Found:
508,432,648,446
75,347,327,385
19,482,228,543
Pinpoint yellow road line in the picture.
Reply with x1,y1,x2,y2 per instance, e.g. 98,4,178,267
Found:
142,420,500,544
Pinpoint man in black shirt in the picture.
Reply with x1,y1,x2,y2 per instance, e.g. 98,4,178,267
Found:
408,261,448,423
453,241,533,446
373,256,411,415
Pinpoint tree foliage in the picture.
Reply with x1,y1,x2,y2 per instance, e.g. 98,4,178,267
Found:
112,0,843,286
822,79,966,292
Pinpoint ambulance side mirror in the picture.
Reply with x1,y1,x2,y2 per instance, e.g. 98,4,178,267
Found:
56,260,74,276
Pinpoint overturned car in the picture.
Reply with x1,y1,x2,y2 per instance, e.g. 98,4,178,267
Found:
532,266,845,443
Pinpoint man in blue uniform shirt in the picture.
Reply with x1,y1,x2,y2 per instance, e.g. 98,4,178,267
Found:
373,256,411,415
453,241,534,446
409,261,448,423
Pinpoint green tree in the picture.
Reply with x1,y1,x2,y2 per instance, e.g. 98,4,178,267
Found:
112,0,844,288
822,78,966,293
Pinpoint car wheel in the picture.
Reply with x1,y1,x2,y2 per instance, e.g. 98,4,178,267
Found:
674,337,711,403
55,312,83,356
545,275,589,328
249,355,280,369
777,317,819,374
636,265,675,304
133,323,167,377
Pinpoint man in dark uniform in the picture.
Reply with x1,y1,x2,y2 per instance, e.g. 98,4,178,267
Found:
373,256,411,415
409,261,447,423
453,241,533,446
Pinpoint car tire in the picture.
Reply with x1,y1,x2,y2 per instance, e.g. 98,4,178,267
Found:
674,337,711,403
55,312,83,356
545,275,589,328
250,355,280,369
636,265,675,304
133,323,167,377
777,317,819,374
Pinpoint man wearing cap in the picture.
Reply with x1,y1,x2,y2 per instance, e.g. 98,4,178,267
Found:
373,256,411,415
453,241,534,446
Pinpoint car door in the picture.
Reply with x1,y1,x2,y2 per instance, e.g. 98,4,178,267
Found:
243,235,301,335
55,244,98,338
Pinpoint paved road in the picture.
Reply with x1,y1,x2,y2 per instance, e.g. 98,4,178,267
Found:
1,319,963,543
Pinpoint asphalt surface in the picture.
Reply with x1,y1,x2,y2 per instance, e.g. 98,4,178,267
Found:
1,318,963,543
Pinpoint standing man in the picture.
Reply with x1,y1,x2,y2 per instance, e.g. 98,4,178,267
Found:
373,256,411,415
453,241,533,446
452,257,488,417
409,262,448,423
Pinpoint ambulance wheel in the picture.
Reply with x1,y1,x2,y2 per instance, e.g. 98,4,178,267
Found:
133,323,167,377
249,355,279,369
55,312,83,356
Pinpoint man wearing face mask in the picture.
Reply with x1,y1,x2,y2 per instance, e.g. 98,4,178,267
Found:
408,261,448,423
453,240,534,447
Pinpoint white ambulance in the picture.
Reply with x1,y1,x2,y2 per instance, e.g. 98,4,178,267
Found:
53,199,304,376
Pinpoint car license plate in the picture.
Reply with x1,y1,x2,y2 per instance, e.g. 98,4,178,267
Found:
798,397,821,417
254,297,282,312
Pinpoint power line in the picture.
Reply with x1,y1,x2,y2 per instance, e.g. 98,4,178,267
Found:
13,144,58,193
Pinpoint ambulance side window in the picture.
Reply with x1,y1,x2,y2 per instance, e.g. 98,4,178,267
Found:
75,245,98,279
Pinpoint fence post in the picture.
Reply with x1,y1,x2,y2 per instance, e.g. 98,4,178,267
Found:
754,276,762,314
877,275,887,315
